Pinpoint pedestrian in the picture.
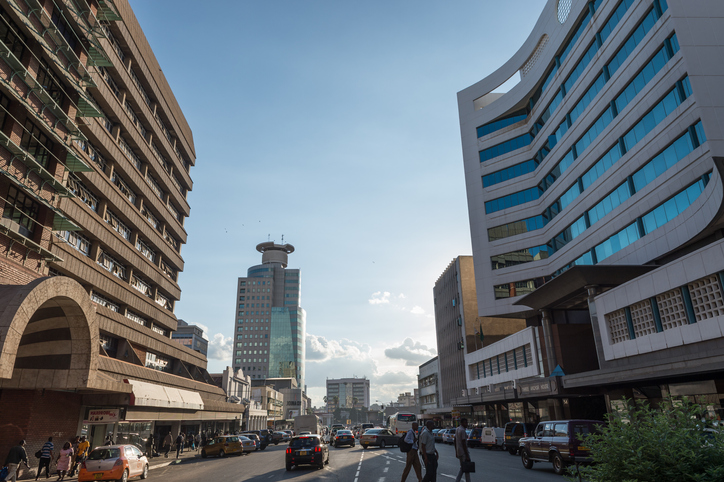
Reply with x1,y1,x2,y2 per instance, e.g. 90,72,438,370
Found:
145,434,155,459
454,419,471,482
163,432,173,458
400,422,422,482
35,437,54,480
68,436,80,477
195,433,200,452
200,432,207,448
4,440,29,482
179,432,185,454
419,421,438,482
70,436,88,477
175,433,183,459
55,442,73,481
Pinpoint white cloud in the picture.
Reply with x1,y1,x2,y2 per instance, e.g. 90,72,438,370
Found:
195,322,210,341
206,333,233,361
410,306,425,315
368,291,391,304
384,338,437,366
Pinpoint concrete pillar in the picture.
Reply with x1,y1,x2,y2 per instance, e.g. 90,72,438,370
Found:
585,285,605,369
540,309,558,375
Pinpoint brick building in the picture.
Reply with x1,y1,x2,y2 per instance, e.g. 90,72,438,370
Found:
0,0,244,477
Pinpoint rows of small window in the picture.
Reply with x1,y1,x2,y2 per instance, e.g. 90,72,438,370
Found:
493,118,704,270
605,271,724,345
486,55,686,222
99,21,190,173
90,291,168,337
494,277,550,300
480,0,669,186
468,344,533,380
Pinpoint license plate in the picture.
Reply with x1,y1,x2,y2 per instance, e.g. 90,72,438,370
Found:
94,474,103,480
299,450,309,455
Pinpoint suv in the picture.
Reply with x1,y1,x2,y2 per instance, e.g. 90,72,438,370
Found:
504,422,537,455
519,420,603,475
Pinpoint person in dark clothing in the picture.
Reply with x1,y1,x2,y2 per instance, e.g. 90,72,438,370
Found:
163,432,173,458
175,433,184,459
145,434,155,459
4,440,29,482
35,437,54,480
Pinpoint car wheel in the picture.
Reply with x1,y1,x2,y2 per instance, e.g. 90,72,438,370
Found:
508,447,518,456
352,442,355,447
118,469,129,482
286,463,292,471
140,464,148,480
362,446,367,450
219,449,226,458
552,453,566,475
275,442,279,445
201,449,207,458
380,441,386,449
521,449,534,469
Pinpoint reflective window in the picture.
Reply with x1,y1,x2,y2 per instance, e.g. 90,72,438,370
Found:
488,215,545,241
477,110,527,138
594,222,640,262
483,159,537,188
563,41,599,95
599,0,636,44
491,245,549,270
587,182,631,226
632,131,694,192
479,133,533,163
485,187,540,214
607,7,659,76
559,9,593,65
641,178,709,235
615,46,669,115
569,73,605,124
575,106,614,157
581,143,623,190
622,85,685,151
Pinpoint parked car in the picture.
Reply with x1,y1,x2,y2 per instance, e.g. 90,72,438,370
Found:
246,429,271,448
360,428,398,449
241,432,261,451
78,445,148,482
467,428,482,448
433,429,444,443
200,435,246,458
271,431,286,444
277,431,291,442
520,419,604,475
504,422,537,455
480,426,505,449
442,428,456,444
332,429,355,447
286,434,329,471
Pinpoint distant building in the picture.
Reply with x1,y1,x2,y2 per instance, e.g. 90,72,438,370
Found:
397,392,416,407
326,377,370,411
418,357,440,413
172,319,209,356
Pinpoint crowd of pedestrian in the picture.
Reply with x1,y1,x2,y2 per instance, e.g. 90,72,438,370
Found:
399,419,474,482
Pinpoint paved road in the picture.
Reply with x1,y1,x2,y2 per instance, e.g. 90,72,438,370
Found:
151,440,567,481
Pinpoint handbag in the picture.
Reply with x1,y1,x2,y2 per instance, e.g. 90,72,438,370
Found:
35,450,42,458
0,466,8,481
462,460,476,473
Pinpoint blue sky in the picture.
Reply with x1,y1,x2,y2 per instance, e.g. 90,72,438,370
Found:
129,0,546,406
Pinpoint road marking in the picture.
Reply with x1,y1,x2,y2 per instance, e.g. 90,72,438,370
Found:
441,474,455,479
378,478,386,482
383,467,389,473
386,460,390,464
356,471,360,477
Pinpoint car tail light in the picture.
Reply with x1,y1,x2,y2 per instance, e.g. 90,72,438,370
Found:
113,459,123,468
569,449,575,458
314,446,321,453
286,448,292,454
523,432,528,437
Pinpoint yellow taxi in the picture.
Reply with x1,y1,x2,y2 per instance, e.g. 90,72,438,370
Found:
78,445,148,482
200,435,245,458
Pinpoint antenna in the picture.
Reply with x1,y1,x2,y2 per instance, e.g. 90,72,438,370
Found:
268,234,271,241
281,234,285,244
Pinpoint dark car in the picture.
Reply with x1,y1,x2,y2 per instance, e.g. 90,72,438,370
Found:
504,422,537,455
360,428,398,449
242,431,268,450
286,434,329,471
271,431,285,444
467,428,482,448
433,428,444,443
332,429,355,448
519,420,603,475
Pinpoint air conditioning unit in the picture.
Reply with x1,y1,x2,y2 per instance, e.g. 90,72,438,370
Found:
461,389,467,396
473,387,479,395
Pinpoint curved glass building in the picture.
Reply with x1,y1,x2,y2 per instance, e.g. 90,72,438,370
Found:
457,0,724,421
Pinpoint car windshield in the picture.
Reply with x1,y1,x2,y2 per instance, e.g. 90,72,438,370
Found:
399,415,416,422
88,448,120,460
365,429,383,435
337,430,352,435
290,437,319,448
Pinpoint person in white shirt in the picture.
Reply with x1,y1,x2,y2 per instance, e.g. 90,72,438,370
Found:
400,422,422,482
454,418,471,482
419,420,438,482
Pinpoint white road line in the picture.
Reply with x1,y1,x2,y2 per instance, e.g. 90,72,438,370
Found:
378,478,386,482
441,474,456,479
386,460,390,464
383,467,389,473
354,479,358,482
356,471,360,477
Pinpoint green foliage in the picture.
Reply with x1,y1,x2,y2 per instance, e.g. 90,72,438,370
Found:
567,398,724,482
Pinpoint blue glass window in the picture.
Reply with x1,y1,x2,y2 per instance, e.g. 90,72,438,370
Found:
569,73,605,125
694,120,707,145
573,251,594,266
563,41,599,95
581,143,623,190
575,106,614,156
485,187,540,214
632,132,694,192
477,110,528,138
559,182,582,210
607,8,659,76
548,215,587,253
599,0,636,44
587,182,632,226
681,76,693,98
559,9,593,65
491,244,550,270
533,90,564,136
670,32,680,54
615,46,669,114
594,222,640,262
540,65,559,96
483,159,537,187
479,133,533,163
641,178,708,234
622,85,685,151
488,215,545,241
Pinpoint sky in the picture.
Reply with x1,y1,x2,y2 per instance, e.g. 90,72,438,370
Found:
128,0,546,407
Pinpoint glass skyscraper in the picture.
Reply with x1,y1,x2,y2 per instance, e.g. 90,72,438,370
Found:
233,242,305,388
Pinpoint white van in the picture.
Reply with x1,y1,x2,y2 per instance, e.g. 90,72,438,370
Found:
480,426,505,449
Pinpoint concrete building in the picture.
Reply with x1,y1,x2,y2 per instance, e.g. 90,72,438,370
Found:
397,391,416,407
418,357,440,413
251,384,284,428
0,0,245,472
457,0,724,423
232,242,306,388
325,377,370,411
172,319,208,356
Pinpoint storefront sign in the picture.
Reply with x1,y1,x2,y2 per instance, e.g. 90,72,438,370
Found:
518,378,558,397
85,409,120,424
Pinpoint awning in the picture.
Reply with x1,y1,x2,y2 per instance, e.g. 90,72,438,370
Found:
124,379,204,411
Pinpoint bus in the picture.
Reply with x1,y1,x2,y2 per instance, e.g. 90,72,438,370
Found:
389,412,418,435
294,414,322,435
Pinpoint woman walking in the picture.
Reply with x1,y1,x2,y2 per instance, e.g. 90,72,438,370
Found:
55,442,73,481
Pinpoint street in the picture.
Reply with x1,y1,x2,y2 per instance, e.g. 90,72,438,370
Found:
151,442,565,481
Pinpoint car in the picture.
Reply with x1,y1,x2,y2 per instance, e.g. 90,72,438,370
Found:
78,445,148,482
241,432,261,451
442,428,456,444
519,419,604,475
272,431,286,444
286,434,329,471
238,436,255,453
331,424,345,431
468,428,482,448
278,431,291,442
504,422,537,455
332,429,355,447
433,429,444,443
299,431,312,436
361,423,374,432
200,435,246,458
283,430,294,438
359,428,398,449
244,430,270,449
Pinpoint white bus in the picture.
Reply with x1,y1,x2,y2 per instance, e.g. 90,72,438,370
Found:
389,412,418,435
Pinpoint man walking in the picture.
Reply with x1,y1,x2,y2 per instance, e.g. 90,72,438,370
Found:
35,437,54,480
455,419,472,482
163,432,173,458
4,440,29,482
175,432,184,459
400,421,422,482
419,421,438,482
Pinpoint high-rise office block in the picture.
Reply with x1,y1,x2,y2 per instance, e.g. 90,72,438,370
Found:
456,0,724,422
325,377,370,411
233,242,306,388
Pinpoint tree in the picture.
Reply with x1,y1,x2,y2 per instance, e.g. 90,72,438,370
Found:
568,397,724,482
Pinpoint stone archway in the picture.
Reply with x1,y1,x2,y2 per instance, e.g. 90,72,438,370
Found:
0,276,99,389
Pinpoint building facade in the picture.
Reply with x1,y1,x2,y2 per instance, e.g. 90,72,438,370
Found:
232,242,306,388
325,377,370,411
172,319,208,356
418,356,440,413
457,0,724,423
0,0,245,474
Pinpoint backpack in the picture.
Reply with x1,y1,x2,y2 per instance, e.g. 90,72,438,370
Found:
399,432,412,453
